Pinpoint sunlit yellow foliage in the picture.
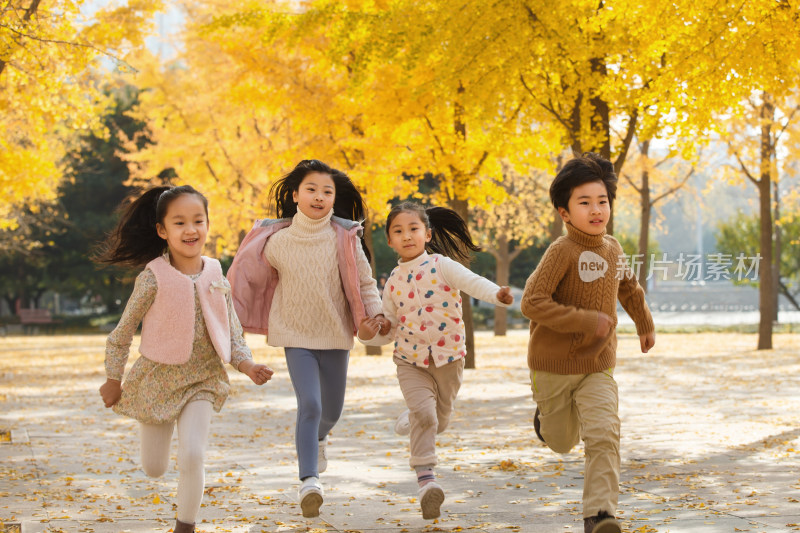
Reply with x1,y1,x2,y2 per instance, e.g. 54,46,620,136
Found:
0,0,161,229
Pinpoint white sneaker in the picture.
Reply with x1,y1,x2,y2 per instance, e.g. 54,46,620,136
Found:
394,409,410,436
298,476,323,518
318,436,328,474
418,481,445,520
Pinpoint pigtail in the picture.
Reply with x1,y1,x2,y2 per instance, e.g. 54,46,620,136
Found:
93,186,170,268
425,206,481,263
330,169,372,263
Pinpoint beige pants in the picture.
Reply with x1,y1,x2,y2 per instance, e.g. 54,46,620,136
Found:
530,368,620,518
396,357,465,467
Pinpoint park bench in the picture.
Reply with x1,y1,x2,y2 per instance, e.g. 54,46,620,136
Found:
18,308,60,334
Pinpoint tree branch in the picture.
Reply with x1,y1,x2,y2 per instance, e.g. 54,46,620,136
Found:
730,146,759,185
774,104,800,144
423,114,446,156
652,166,694,206
620,172,642,195
779,280,800,311
613,108,638,175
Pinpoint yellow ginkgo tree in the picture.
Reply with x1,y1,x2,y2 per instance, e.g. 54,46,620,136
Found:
0,0,161,231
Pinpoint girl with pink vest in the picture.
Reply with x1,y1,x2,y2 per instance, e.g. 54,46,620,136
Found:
358,202,514,520
95,185,273,533
227,160,383,518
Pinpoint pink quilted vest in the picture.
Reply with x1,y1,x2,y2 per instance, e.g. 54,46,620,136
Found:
139,256,231,365
227,217,367,335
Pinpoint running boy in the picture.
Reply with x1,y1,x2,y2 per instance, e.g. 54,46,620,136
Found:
520,152,655,533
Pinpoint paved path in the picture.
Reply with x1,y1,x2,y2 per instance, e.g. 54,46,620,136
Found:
1,332,800,532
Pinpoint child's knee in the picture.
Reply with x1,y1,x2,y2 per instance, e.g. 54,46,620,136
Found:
410,406,437,430
297,399,322,421
582,421,620,451
142,456,169,478
547,438,578,454
178,444,206,472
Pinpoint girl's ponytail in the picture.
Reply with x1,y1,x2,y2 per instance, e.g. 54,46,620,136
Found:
93,186,170,268
426,206,481,262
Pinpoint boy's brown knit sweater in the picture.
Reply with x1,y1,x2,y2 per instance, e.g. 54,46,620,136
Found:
521,223,654,375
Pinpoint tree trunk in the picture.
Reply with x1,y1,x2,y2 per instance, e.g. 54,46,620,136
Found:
638,140,652,292
773,179,781,323
450,197,476,368
589,57,613,234
451,82,477,368
757,95,775,350
362,220,382,355
493,234,510,336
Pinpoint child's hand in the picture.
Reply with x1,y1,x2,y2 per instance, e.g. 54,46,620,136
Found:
100,379,122,408
375,314,391,336
240,360,274,385
594,311,613,338
640,332,655,353
497,286,513,305
359,317,382,340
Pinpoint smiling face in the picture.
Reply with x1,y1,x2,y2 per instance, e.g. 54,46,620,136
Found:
292,171,335,220
387,211,432,261
558,180,610,235
156,193,208,273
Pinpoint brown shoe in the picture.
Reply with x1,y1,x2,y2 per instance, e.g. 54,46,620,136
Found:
173,519,195,533
583,510,620,533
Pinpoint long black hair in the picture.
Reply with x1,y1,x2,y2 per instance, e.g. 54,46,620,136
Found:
269,159,372,261
385,201,481,263
94,185,208,268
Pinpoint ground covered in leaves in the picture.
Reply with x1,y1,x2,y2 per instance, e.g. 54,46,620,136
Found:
1,331,800,532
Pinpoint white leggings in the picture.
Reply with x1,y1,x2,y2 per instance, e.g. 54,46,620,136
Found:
140,400,213,524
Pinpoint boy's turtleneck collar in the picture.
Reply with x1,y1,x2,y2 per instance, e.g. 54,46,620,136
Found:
290,208,334,235
565,222,606,248
397,251,430,269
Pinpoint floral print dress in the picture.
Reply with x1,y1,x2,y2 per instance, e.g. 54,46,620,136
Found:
105,268,252,425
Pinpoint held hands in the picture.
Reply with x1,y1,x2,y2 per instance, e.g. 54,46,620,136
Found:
594,311,614,338
496,286,513,305
358,317,383,340
99,379,122,408
239,360,274,385
375,313,391,335
640,332,656,353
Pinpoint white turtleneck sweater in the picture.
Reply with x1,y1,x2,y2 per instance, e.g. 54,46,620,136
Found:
264,208,380,350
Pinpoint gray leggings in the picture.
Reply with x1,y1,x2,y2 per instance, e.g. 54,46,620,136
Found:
284,347,349,480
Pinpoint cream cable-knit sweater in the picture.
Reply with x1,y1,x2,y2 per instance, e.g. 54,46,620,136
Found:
265,209,382,350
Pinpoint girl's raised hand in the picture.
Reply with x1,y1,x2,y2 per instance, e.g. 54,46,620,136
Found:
100,379,122,408
497,286,514,305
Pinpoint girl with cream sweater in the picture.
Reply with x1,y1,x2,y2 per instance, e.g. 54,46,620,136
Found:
228,160,384,518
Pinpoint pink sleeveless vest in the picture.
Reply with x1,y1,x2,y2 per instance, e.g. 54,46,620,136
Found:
139,256,231,365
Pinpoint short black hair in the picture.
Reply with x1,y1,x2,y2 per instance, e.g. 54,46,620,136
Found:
549,152,617,211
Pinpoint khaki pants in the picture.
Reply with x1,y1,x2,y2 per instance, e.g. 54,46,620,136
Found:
530,368,620,518
396,357,465,467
